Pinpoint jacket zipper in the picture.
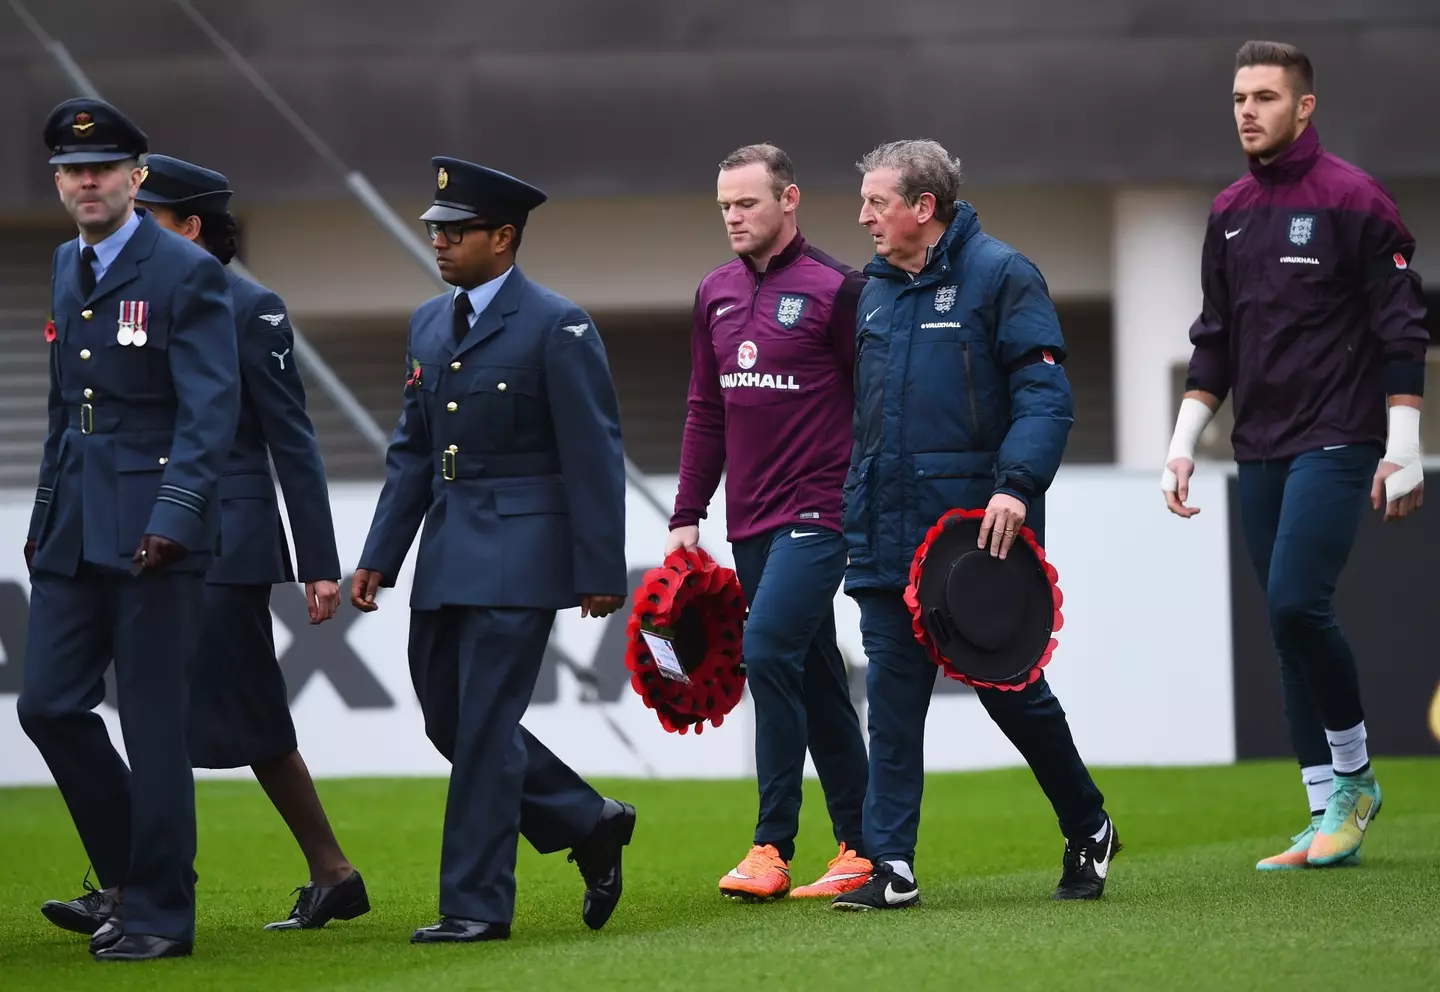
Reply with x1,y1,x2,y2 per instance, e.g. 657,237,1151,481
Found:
962,342,981,444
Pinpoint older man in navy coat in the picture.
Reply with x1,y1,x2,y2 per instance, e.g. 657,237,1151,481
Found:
18,98,241,961
351,158,636,943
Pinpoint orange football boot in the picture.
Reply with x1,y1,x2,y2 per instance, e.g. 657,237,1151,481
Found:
718,844,791,901
790,844,873,898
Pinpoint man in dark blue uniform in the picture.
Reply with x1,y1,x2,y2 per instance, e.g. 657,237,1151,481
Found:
39,154,369,943
350,158,636,943
18,99,241,961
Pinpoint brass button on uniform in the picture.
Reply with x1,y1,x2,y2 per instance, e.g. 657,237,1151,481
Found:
81,309,93,320
159,457,169,465
450,361,461,371
497,382,507,392
80,348,91,360
446,401,458,413
83,388,93,399
447,444,458,453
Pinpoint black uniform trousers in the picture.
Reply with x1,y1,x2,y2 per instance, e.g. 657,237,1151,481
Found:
408,606,606,925
18,563,203,944
186,583,298,769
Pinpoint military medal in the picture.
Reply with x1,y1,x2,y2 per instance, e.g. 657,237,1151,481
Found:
117,300,149,346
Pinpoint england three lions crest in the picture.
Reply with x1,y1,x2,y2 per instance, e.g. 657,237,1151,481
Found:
1288,214,1316,246
775,294,807,327
934,286,958,313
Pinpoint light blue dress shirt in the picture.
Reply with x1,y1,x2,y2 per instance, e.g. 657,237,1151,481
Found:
453,265,514,327
77,208,142,285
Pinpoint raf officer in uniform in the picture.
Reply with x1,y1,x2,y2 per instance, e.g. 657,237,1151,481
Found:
351,158,636,943
18,99,241,961
39,155,369,942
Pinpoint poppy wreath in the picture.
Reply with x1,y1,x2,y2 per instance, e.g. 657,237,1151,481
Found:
902,507,1065,691
624,546,748,734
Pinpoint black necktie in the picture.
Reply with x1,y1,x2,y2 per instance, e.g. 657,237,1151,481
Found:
453,292,473,345
78,245,97,299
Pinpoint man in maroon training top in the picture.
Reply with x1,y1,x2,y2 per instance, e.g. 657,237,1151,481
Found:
668,144,872,901
1163,41,1429,871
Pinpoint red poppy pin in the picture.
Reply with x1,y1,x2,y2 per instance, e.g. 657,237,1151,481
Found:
405,357,422,388
1394,252,1408,270
1042,349,1056,365
44,316,57,343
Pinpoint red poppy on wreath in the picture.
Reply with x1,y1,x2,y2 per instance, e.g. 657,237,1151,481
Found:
903,507,1064,691
44,316,57,343
623,546,748,734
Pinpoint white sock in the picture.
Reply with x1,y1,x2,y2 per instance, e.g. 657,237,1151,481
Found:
1301,765,1334,816
1090,817,1110,842
885,859,915,883
1326,722,1369,775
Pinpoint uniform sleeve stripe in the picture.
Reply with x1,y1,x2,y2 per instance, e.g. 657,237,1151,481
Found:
159,483,205,501
158,484,207,504
156,494,205,517
157,485,207,513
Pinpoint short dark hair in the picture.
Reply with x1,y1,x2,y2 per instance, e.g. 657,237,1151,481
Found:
193,210,239,266
718,143,796,199
1235,40,1314,96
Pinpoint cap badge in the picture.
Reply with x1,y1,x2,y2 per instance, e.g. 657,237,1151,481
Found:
437,167,449,191
72,112,94,137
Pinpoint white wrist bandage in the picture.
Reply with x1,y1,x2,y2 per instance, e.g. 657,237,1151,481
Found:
1382,404,1423,501
1160,398,1216,492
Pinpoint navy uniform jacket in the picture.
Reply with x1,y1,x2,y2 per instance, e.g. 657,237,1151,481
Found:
358,268,627,610
208,270,340,586
28,211,240,575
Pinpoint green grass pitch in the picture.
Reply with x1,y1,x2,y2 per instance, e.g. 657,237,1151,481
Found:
2,759,1438,990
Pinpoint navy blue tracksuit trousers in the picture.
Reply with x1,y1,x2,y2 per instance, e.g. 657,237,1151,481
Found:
1235,443,1378,767
731,526,869,860
854,590,1105,868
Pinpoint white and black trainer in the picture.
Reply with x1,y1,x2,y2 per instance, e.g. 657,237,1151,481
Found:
830,862,920,911
1052,816,1121,900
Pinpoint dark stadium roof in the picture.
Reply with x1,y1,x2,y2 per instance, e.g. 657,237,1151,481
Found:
3,0,1438,210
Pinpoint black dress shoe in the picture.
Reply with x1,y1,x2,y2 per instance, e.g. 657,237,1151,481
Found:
264,870,371,930
89,914,122,953
41,877,118,936
568,798,636,930
410,917,510,943
92,934,193,961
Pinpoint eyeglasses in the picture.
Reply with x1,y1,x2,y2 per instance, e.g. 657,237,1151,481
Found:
425,220,504,244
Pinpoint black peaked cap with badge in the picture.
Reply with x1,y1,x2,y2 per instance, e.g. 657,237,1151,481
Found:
421,157,548,227
136,154,235,215
43,97,148,164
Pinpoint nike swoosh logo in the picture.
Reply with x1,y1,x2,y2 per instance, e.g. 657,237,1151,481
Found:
1323,445,1348,451
865,306,882,322
1225,228,1242,239
818,872,868,883
1094,825,1114,879
790,530,820,539
716,304,736,316
1355,795,1376,831
726,869,753,879
883,883,918,905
